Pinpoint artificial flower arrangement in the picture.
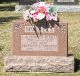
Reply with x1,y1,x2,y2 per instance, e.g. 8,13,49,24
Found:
23,2,58,23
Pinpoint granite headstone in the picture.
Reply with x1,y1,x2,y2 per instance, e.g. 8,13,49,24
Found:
4,19,74,72
12,19,68,56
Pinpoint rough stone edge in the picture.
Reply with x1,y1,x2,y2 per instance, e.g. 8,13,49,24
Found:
4,54,74,72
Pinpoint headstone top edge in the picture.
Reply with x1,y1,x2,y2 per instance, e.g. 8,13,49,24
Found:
12,19,27,24
12,19,68,25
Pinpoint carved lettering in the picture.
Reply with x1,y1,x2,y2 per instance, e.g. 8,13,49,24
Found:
25,26,54,33
21,35,58,51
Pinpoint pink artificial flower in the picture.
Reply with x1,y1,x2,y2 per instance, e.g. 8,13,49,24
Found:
32,2,39,9
45,11,49,15
34,11,39,15
46,14,53,21
33,14,38,22
23,2,58,22
51,13,57,21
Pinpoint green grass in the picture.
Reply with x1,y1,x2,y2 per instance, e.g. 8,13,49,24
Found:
59,13,80,55
0,2,80,76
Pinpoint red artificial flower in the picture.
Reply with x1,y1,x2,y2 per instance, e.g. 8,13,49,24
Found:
37,6,46,13
34,11,39,15
45,11,49,15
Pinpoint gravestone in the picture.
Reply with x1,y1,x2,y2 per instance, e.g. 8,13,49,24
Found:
19,0,36,5
15,0,36,12
53,0,80,12
12,19,68,56
54,0,78,5
15,0,80,12
4,19,74,72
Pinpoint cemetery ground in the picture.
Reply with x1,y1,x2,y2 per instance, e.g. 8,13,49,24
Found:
0,2,80,76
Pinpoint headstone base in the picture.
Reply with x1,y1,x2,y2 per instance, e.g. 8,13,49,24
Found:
4,54,74,72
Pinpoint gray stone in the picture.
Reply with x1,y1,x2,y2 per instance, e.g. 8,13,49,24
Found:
15,5,80,13
4,54,74,72
15,5,31,13
54,0,78,5
55,5,80,12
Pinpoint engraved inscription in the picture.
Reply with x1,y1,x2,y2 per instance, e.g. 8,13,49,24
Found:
21,35,58,51
25,26,54,33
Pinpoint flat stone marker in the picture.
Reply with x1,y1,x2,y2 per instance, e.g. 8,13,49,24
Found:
4,19,74,72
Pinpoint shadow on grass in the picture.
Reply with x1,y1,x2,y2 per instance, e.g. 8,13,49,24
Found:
0,45,4,51
0,16,20,24
0,5,15,11
75,58,80,72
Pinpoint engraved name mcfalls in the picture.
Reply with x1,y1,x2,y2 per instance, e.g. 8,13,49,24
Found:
25,26,54,33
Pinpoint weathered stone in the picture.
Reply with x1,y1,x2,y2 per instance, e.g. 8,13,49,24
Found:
55,5,80,12
15,5,80,13
54,0,78,5
12,19,68,56
15,5,31,13
4,54,74,72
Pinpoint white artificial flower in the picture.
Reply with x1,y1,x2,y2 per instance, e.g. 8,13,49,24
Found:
23,10,30,20
52,13,57,21
24,10,30,15
30,10,35,14
38,2,46,7
23,14,29,20
29,14,33,18
38,13,45,20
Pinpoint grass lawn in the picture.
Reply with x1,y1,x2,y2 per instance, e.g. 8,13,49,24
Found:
0,2,80,76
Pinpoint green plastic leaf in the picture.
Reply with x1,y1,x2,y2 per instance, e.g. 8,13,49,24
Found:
49,7,57,13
